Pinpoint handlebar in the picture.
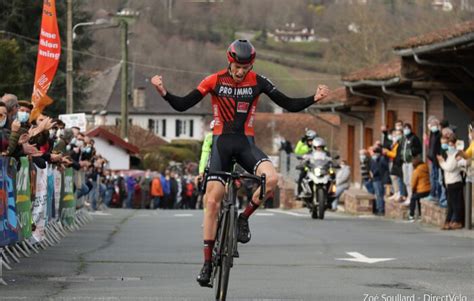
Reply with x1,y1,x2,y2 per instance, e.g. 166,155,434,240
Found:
203,168,267,200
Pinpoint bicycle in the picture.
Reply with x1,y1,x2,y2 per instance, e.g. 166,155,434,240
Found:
202,168,266,301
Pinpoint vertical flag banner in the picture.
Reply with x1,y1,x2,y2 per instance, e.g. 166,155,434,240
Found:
5,158,19,244
16,157,32,240
53,168,62,219
30,164,48,244
60,168,75,226
31,0,61,120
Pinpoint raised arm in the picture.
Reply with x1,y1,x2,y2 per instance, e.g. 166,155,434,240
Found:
257,75,329,112
151,75,205,112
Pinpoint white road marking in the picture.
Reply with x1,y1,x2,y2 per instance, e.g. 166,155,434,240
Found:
174,214,194,217
336,252,395,264
267,209,307,217
256,213,274,216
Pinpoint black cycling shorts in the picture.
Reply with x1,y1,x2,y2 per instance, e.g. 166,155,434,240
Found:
207,134,270,185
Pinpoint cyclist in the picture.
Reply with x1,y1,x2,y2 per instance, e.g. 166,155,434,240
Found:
195,120,215,211
294,129,317,199
151,39,329,287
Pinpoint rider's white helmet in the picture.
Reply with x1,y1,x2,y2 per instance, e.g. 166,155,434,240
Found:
313,137,326,148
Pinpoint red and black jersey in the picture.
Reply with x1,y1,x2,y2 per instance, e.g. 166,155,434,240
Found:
162,69,315,136
197,69,273,136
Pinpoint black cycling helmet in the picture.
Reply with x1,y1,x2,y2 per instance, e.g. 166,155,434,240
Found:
227,39,256,65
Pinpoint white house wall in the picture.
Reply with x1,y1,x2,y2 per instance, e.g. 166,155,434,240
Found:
94,137,130,170
90,114,205,142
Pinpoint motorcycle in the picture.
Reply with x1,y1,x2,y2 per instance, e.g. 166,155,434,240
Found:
298,151,338,219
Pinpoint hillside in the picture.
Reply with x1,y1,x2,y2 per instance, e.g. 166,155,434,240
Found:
78,0,472,110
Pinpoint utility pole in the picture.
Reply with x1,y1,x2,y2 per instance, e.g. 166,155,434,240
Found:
168,0,173,21
113,8,139,140
120,19,129,140
66,0,73,113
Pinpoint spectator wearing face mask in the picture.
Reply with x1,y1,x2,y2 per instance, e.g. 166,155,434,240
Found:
426,116,442,202
438,135,466,230
400,123,422,204
6,100,33,157
384,129,406,202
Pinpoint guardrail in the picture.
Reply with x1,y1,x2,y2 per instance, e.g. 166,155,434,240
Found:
0,156,93,285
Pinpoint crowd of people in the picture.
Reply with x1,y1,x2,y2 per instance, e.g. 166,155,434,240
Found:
0,93,108,210
359,118,473,230
102,167,271,211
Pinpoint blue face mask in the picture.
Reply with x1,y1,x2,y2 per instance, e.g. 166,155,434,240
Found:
403,128,411,136
0,118,6,128
372,154,380,160
17,111,30,123
441,143,449,150
448,146,456,153
430,126,439,133
360,155,366,162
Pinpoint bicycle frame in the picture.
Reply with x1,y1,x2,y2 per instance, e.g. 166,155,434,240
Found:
202,169,266,301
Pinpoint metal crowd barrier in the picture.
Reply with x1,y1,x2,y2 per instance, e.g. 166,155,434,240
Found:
0,156,93,285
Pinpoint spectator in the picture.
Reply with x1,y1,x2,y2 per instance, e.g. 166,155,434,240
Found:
126,175,136,209
370,147,389,215
140,170,152,209
0,103,10,152
438,135,466,230
427,116,442,201
384,129,406,202
333,159,351,211
394,120,404,132
408,156,431,221
460,121,473,183
6,100,33,157
161,170,171,209
1,93,18,127
401,123,422,204
380,125,392,150
170,171,179,209
359,149,374,194
151,174,164,209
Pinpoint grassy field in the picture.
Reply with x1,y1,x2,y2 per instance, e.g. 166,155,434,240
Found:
254,59,341,96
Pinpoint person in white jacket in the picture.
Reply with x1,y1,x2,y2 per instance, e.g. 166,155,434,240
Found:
438,135,466,230
332,160,351,210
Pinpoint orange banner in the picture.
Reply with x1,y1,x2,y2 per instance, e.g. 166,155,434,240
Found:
31,0,61,120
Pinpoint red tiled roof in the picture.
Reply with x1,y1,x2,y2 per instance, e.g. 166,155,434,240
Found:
86,127,140,154
99,125,168,151
394,20,474,50
341,59,401,82
318,87,347,104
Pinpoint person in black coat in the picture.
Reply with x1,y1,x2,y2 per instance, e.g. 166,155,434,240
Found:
370,147,389,215
427,116,442,200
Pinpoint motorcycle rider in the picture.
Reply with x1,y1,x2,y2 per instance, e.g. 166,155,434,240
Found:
300,137,333,202
295,129,317,199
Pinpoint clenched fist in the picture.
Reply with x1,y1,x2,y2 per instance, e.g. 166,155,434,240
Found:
151,75,167,96
314,85,329,103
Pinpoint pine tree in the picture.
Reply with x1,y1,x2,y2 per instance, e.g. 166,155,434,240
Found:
0,0,93,116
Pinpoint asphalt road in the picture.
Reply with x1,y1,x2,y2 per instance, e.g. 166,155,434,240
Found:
1,208,473,301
